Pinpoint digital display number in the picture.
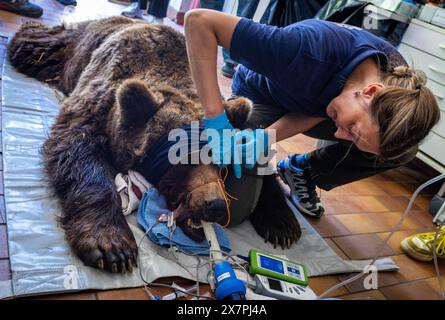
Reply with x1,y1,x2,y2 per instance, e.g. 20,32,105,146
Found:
259,255,285,274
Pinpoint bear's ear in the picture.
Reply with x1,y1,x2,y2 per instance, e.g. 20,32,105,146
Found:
223,97,253,129
116,79,159,127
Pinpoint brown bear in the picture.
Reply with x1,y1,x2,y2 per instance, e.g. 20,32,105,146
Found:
7,16,301,274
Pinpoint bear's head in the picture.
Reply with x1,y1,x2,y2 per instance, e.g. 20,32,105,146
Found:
112,80,252,242
159,164,231,242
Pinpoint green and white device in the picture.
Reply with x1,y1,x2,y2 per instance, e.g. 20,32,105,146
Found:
248,249,308,287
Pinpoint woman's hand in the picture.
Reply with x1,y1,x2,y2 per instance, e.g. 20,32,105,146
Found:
202,110,237,172
203,112,269,179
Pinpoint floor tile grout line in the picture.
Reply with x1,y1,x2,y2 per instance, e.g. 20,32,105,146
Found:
0,0,441,300
325,237,354,261
333,252,445,288
336,289,387,300
378,277,444,299
325,226,437,239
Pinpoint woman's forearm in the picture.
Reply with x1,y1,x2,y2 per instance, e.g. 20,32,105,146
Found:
184,9,241,118
266,112,326,142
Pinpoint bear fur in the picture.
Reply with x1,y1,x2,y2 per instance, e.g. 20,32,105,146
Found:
8,17,301,273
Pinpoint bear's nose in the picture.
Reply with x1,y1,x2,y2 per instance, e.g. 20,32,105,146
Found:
203,199,228,225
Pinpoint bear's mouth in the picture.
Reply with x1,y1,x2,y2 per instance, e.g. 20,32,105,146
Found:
187,218,203,230
178,216,206,242
174,204,206,242
174,198,229,243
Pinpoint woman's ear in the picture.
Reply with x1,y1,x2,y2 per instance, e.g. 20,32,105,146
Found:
362,83,384,98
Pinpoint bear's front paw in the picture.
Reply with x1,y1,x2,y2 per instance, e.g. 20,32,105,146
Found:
250,207,302,250
65,217,138,273
249,175,302,250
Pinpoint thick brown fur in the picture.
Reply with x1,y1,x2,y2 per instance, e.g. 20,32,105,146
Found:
8,17,254,273
8,17,300,273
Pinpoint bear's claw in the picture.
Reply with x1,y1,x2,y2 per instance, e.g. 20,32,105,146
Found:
256,220,301,250
67,220,139,274
249,175,302,250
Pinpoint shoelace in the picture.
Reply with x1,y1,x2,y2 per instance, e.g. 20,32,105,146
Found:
290,169,320,203
417,227,445,256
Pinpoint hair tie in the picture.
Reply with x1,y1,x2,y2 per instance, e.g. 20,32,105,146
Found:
415,84,422,90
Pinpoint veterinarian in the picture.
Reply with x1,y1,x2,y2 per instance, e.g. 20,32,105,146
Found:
184,9,440,223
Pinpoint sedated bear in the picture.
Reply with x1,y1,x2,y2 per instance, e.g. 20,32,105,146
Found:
8,16,301,273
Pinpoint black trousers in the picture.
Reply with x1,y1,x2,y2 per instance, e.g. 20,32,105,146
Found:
225,100,417,226
244,102,417,191
131,0,170,18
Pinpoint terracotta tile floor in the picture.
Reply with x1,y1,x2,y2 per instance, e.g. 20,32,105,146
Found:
1,0,445,300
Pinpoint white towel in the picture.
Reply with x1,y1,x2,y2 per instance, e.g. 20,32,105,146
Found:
115,170,152,215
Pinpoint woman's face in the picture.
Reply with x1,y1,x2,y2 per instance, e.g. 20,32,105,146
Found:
326,84,382,155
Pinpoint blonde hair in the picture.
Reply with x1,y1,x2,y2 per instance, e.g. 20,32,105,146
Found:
371,66,440,161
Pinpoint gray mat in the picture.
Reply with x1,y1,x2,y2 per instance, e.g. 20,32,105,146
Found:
0,49,398,299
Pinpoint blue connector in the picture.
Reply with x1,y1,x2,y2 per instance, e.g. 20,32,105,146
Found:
214,261,246,300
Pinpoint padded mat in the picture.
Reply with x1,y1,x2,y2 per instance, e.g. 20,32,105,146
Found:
0,48,398,299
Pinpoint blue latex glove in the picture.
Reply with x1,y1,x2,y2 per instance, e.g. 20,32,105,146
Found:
203,113,270,178
233,129,269,171
202,111,242,178
202,110,233,131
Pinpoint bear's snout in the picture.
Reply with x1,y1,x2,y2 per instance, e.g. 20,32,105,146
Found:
202,199,228,226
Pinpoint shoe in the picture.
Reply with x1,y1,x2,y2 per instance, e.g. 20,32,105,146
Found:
0,0,43,18
401,227,445,261
277,154,325,218
152,17,164,24
56,0,77,5
221,62,236,78
121,2,143,19
147,14,163,24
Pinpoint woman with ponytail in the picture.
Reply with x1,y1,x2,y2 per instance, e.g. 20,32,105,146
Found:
184,9,440,226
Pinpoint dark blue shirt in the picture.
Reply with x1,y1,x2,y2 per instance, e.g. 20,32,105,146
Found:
230,18,406,117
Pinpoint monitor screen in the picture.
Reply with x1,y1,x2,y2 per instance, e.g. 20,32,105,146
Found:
267,278,283,292
259,255,285,274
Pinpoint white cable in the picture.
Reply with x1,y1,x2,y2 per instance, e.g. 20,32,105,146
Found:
318,173,445,300
137,224,215,300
